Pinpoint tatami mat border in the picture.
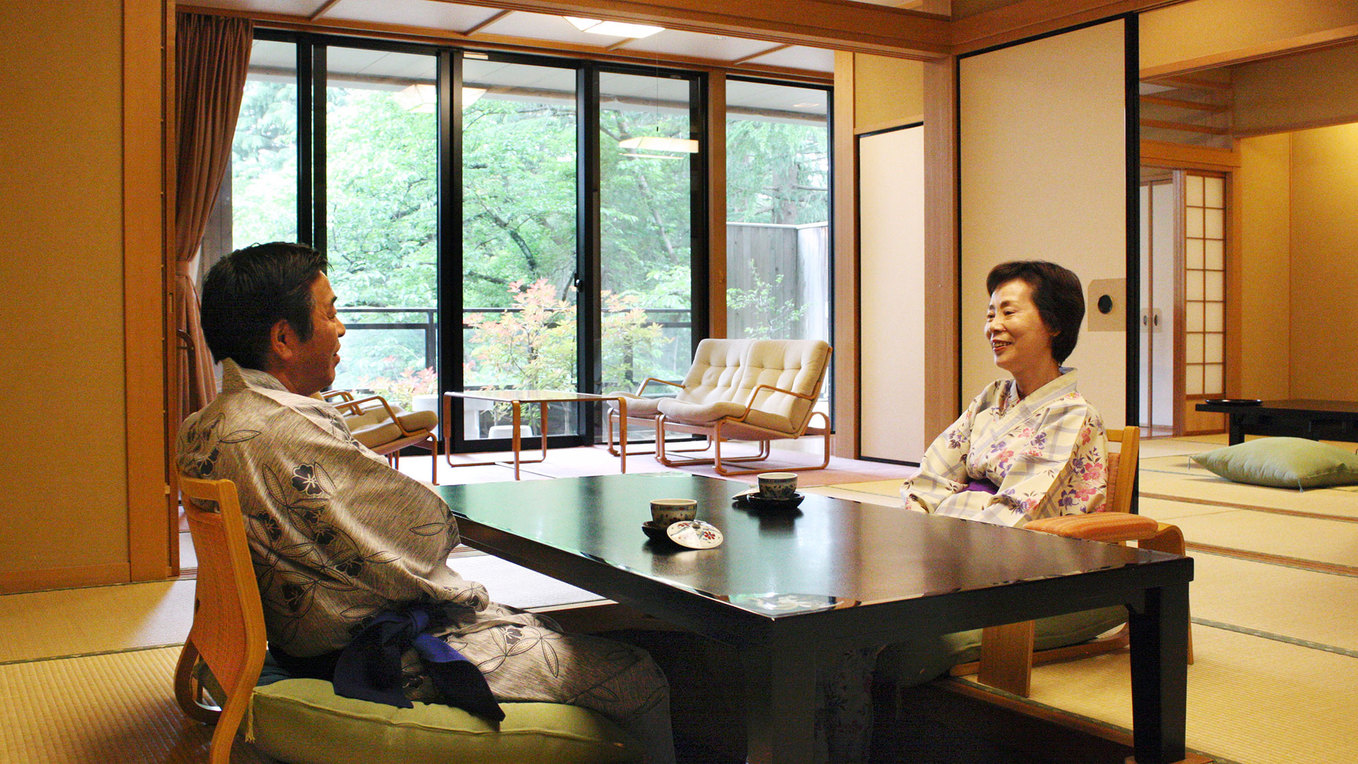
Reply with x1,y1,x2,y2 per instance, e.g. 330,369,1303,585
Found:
1192,618,1358,660
1142,491,1358,523
1188,542,1358,577
0,642,187,669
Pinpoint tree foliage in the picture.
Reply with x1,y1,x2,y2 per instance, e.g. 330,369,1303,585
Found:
226,66,829,410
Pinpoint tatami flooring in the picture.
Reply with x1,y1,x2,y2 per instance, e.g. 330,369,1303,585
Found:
4,437,1356,763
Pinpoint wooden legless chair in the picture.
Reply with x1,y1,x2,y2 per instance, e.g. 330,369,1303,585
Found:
174,475,268,764
961,426,1194,697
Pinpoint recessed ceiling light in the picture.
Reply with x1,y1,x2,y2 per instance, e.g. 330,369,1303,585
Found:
792,102,820,109
565,16,665,39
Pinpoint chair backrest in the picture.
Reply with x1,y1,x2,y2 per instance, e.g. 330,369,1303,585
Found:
1102,425,1140,514
736,339,832,432
179,475,268,708
676,339,752,405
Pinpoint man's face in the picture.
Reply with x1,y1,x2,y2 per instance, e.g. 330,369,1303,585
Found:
290,273,345,396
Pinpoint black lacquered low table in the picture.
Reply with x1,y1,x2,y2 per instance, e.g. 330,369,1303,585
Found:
1195,398,1358,445
438,473,1193,763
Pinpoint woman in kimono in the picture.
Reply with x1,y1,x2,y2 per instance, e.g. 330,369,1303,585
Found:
903,259,1106,525
876,260,1120,689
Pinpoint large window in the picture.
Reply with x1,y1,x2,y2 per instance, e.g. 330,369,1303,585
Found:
324,47,439,406
725,79,831,399
460,58,579,440
599,70,699,395
207,33,830,452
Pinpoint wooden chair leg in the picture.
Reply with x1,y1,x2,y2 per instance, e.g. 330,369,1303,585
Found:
977,620,1036,697
174,640,220,725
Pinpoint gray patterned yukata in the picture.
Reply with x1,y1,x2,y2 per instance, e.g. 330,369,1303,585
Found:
177,360,673,762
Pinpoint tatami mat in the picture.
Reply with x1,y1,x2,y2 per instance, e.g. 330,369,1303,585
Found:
0,646,269,763
0,580,195,665
1139,465,1358,519
1155,506,1358,569
1188,552,1358,653
991,623,1358,764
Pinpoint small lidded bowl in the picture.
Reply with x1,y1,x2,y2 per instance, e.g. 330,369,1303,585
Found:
650,498,698,527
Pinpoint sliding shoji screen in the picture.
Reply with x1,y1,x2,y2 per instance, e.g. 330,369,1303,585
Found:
1183,172,1227,399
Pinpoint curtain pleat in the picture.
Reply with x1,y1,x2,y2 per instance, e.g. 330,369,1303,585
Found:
174,13,253,422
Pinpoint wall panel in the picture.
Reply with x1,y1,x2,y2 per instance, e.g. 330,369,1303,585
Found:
859,125,925,462
959,20,1131,426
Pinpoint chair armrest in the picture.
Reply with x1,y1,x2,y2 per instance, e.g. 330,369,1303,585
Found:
334,394,428,438
732,383,818,422
322,389,355,405
635,377,684,396
1025,513,1161,544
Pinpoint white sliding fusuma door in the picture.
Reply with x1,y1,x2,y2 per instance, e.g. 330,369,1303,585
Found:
859,125,925,462
958,19,1134,427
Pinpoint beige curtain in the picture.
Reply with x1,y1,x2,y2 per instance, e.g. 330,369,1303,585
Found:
175,13,253,422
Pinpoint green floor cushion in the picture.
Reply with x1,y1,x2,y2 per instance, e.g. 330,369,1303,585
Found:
874,605,1128,688
246,678,641,764
1191,437,1358,489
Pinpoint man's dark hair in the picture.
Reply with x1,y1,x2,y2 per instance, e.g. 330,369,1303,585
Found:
200,242,329,370
986,260,1085,364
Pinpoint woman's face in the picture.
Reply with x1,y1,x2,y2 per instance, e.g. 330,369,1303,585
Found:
985,278,1056,375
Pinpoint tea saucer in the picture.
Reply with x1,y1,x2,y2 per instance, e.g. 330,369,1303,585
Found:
734,488,805,510
665,520,724,549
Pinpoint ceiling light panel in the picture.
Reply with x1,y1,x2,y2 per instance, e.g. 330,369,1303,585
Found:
613,28,775,61
743,45,834,73
313,0,503,30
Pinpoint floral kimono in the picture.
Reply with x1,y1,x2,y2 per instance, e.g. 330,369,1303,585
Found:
177,360,673,762
901,369,1107,527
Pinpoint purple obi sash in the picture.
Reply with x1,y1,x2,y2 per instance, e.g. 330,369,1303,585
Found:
965,478,998,495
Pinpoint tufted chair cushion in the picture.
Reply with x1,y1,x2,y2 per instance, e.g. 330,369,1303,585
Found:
732,340,831,432
655,339,752,423
658,339,830,433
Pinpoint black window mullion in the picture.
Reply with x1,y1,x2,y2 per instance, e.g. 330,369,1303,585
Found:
689,73,709,353
578,66,602,441
295,39,313,247
440,49,467,451
311,44,327,255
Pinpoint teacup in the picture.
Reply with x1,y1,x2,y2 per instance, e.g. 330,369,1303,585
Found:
757,472,798,500
650,498,698,527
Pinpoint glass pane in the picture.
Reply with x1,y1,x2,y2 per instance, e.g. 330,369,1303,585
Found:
201,40,300,296
325,48,440,412
1186,173,1204,206
1205,332,1224,363
1186,333,1204,364
725,80,831,402
1204,207,1225,239
599,71,696,395
1185,364,1203,395
1205,302,1225,332
1186,302,1204,332
1186,238,1204,269
1204,363,1224,393
1204,175,1225,208
462,59,579,438
1186,270,1204,300
1205,239,1225,270
1205,270,1225,301
1186,206,1204,238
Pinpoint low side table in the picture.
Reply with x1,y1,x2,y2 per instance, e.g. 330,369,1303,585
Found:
443,390,627,479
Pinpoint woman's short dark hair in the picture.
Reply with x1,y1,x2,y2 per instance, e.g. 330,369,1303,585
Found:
986,260,1085,363
200,242,329,370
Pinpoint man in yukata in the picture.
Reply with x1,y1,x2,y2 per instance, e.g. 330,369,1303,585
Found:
177,241,676,762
